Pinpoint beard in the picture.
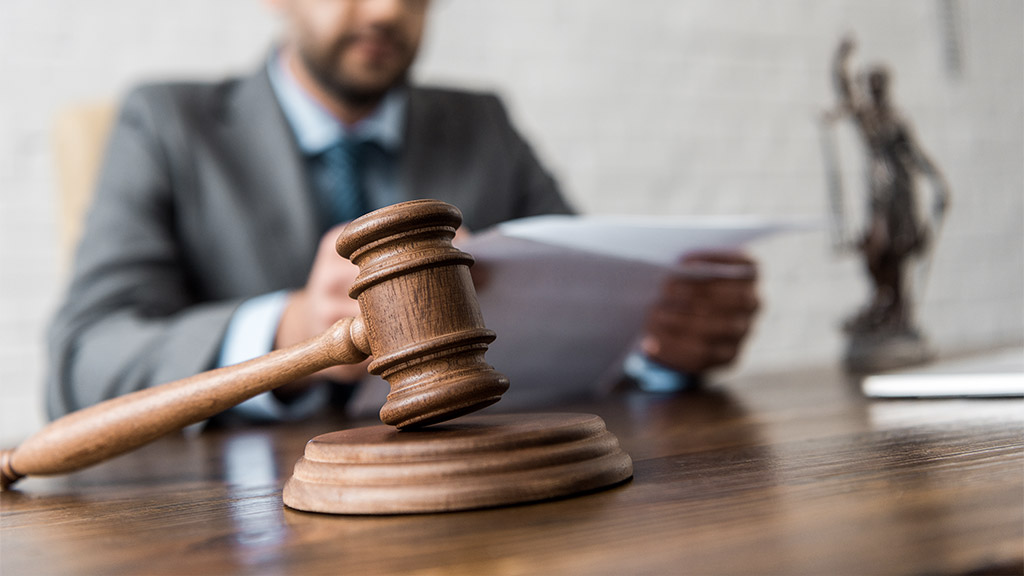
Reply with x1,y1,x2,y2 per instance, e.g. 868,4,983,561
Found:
296,27,415,108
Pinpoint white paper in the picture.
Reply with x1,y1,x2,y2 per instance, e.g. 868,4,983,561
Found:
465,235,667,409
458,214,813,409
348,214,813,415
492,214,818,268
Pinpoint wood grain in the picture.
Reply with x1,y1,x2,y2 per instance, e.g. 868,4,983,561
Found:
0,318,367,488
282,413,633,514
2,363,1020,575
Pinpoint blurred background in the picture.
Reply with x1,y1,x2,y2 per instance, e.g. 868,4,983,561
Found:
1,0,1021,444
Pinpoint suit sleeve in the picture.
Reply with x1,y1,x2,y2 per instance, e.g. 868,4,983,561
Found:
46,87,241,419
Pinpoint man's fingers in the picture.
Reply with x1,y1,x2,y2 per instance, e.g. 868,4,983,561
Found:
641,333,739,374
657,281,760,315
647,308,753,342
674,259,757,283
639,252,760,374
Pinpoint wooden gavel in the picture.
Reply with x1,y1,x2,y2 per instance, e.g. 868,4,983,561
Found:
1,199,510,490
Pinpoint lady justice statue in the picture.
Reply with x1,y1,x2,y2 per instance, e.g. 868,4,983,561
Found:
822,35,951,372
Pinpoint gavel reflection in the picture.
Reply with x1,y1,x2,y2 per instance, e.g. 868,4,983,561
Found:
1,200,509,490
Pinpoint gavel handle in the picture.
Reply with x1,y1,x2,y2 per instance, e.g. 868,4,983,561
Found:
1,317,369,490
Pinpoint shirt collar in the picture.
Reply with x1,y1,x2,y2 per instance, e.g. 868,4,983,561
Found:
267,50,405,156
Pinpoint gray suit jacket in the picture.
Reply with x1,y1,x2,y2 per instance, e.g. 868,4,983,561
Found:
47,67,572,418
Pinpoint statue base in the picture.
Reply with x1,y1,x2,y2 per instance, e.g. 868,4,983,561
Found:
843,328,932,374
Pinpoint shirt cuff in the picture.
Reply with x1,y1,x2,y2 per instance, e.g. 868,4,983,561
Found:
623,352,700,393
218,291,328,422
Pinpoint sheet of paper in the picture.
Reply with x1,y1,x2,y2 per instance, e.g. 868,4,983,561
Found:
465,235,667,409
493,213,818,267
459,214,813,409
349,214,813,414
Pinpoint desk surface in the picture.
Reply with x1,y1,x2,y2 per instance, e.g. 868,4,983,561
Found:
3,365,1022,575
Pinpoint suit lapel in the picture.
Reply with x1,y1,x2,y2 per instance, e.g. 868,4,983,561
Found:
218,67,320,287
401,88,453,205
400,88,495,231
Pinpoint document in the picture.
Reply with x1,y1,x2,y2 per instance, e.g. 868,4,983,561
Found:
488,214,815,268
457,214,813,408
349,214,813,414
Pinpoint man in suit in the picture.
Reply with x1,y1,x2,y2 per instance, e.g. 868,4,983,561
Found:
47,0,759,420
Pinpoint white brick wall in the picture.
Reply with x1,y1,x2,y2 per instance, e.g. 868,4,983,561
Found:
2,0,1021,444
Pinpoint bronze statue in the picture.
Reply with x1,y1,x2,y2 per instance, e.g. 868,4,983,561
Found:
823,36,951,372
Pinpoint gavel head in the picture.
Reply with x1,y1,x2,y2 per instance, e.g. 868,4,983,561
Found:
336,200,510,429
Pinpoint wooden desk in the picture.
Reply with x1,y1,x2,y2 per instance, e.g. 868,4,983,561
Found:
3,366,1022,575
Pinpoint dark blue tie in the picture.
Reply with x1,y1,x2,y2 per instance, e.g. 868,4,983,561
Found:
313,139,368,231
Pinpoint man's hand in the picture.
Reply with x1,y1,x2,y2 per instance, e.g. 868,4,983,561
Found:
276,224,368,388
641,252,760,375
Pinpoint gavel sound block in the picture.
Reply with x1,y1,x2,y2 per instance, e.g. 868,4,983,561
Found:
1,200,632,514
